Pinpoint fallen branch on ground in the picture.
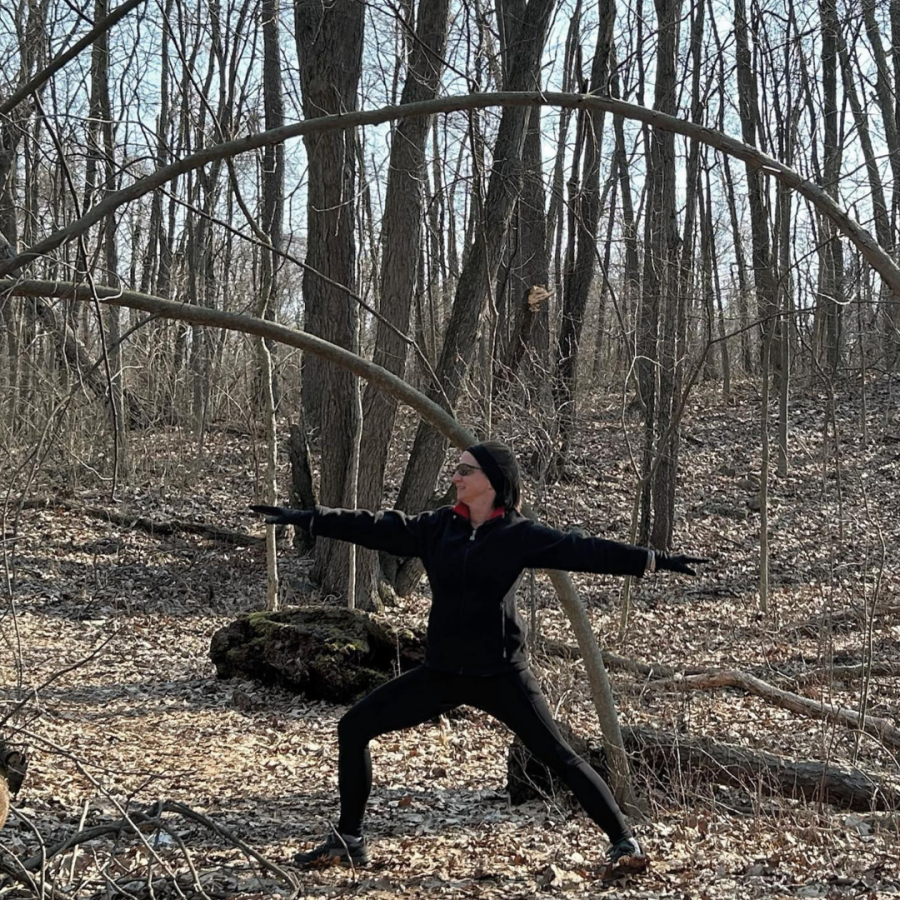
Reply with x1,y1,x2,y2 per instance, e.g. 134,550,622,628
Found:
538,639,708,679
2,799,298,896
20,499,263,546
638,669,900,750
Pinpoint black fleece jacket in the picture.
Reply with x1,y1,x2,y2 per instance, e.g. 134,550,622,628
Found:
311,504,650,675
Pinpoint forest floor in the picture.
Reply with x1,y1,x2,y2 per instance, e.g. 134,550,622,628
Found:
2,373,900,899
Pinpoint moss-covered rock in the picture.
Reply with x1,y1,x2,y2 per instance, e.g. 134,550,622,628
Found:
209,606,426,702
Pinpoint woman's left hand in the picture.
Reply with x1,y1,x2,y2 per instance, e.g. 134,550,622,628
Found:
654,553,708,575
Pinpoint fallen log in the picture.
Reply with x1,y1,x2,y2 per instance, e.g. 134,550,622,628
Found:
18,498,263,546
538,640,708,679
508,724,900,812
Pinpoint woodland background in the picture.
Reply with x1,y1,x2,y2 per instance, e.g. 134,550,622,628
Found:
2,0,900,896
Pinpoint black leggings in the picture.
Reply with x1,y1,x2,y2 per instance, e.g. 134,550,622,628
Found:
336,665,630,842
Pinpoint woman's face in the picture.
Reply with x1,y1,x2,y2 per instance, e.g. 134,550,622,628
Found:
451,451,496,508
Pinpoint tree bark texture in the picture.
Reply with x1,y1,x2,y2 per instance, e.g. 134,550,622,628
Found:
392,0,556,596
734,0,778,362
354,0,451,609
639,0,682,548
553,0,615,472
294,0,364,599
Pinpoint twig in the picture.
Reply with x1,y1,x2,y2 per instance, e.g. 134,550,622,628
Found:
0,0,147,116
161,800,299,892
0,630,118,729
154,817,214,900
19,819,163,872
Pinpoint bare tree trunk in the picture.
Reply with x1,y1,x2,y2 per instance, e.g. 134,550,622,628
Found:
546,3,581,322
552,0,615,475
861,0,900,220
700,159,730,394
651,0,700,551
639,0,682,549
257,0,285,610
391,0,556,596
295,0,364,600
819,0,844,375
734,0,778,368
611,51,640,375
354,0,450,610
289,418,316,555
497,105,550,385
771,24,800,479
590,172,618,384
759,329,772,619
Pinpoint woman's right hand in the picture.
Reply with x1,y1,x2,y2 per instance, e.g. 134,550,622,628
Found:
249,506,314,530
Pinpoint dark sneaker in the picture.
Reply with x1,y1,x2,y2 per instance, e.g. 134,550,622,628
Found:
293,832,370,869
603,836,648,878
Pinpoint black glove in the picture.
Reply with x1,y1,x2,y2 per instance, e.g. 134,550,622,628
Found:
249,505,314,531
654,552,708,576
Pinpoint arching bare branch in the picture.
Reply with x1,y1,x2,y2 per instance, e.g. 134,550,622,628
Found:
2,91,898,300
0,278,471,446
0,0,147,116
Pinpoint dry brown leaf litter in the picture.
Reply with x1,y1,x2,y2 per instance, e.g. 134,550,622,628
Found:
1,378,899,898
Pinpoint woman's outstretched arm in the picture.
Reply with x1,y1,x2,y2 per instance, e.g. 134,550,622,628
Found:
520,520,706,577
250,505,429,558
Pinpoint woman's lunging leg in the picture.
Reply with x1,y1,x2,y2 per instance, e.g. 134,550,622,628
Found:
336,666,453,836
474,668,631,842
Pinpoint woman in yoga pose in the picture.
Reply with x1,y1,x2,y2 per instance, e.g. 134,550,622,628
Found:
252,440,705,875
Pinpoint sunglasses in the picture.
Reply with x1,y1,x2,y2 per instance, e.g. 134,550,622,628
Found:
452,463,483,477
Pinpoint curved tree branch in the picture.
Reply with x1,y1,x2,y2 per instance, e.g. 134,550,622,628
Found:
0,279,470,445
0,0,147,116
2,91,898,300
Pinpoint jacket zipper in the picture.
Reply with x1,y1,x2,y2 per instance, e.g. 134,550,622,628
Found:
458,522,477,672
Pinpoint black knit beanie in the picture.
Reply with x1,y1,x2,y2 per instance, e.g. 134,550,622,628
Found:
466,441,521,511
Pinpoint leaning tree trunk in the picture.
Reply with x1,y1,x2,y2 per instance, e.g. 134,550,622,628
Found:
294,0,365,601
552,0,615,476
390,0,556,597
353,0,450,610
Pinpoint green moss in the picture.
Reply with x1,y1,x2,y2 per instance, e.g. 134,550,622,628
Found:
323,639,368,656
246,611,295,635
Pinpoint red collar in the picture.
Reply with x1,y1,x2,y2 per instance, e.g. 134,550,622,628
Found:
452,503,506,522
